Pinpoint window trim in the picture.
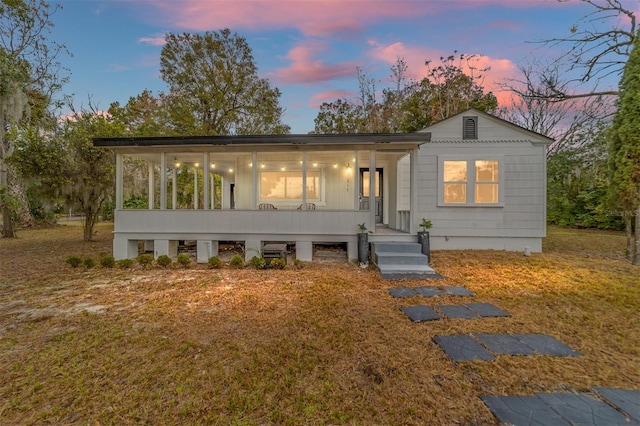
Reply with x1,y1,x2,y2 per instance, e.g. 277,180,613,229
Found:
438,156,504,207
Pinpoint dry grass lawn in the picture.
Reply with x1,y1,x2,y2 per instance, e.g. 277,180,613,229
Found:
0,223,638,425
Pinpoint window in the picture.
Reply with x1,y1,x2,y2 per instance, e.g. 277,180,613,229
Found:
475,160,499,203
443,161,467,204
441,158,501,206
463,116,478,139
260,170,320,200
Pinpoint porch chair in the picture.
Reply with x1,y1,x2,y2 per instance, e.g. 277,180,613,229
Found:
297,203,316,210
259,203,277,210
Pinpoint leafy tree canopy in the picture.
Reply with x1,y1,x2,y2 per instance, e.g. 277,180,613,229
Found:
159,29,289,135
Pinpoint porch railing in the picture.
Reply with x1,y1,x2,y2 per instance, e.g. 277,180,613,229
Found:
397,210,411,232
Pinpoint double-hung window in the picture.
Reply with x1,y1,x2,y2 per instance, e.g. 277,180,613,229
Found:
440,158,502,206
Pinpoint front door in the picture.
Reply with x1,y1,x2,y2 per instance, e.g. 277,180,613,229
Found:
359,168,383,223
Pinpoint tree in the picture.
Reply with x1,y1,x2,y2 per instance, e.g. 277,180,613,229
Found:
159,29,289,136
10,107,125,241
108,90,171,137
0,48,31,236
607,29,640,265
534,0,635,102
313,54,497,134
424,53,497,122
313,99,363,134
0,0,68,237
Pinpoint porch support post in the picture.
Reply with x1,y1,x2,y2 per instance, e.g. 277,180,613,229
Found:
353,151,359,209
172,167,177,210
203,152,210,210
369,150,376,232
197,240,218,263
160,153,167,210
214,170,216,210
148,162,155,209
302,152,307,208
409,147,418,234
252,151,258,209
115,153,123,210
193,165,198,209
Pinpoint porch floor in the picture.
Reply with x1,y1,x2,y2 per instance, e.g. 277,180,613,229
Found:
374,224,409,235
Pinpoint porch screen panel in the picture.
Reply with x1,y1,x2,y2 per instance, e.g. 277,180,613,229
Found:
474,160,498,203
443,161,467,204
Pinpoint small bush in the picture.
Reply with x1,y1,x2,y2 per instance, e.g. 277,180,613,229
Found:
117,258,134,269
177,253,191,268
137,253,154,268
156,255,172,268
65,256,82,268
229,254,245,269
250,256,266,269
100,255,115,268
293,258,305,269
207,256,222,269
270,258,286,270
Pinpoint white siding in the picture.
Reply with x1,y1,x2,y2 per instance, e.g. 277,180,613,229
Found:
407,110,550,251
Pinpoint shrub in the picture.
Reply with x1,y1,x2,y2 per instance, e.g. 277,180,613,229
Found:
100,255,116,268
229,254,245,269
137,253,154,268
117,258,134,269
156,255,172,268
83,257,96,268
293,258,305,269
65,256,82,268
250,256,266,269
207,256,222,269
270,258,286,270
177,253,191,268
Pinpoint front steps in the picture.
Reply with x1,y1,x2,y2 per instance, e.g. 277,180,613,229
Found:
371,242,440,280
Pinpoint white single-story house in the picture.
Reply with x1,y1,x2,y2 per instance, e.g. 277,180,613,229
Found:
93,108,552,263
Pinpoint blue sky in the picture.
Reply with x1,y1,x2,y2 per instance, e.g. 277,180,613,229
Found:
49,0,635,133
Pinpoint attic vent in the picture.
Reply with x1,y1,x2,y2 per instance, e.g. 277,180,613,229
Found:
463,116,478,140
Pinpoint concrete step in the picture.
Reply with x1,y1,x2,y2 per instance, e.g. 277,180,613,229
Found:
372,242,422,254
378,264,436,274
375,252,429,266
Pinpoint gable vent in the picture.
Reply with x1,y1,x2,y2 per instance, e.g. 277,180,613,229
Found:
463,116,478,140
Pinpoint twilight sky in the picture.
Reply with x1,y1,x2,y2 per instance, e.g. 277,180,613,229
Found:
50,0,636,133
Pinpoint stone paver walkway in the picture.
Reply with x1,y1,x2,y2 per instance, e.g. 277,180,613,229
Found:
482,388,640,425
400,302,510,322
389,283,638,425
388,285,473,298
433,333,582,361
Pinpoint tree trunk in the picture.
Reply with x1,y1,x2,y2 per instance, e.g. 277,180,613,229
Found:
633,203,640,266
625,215,633,262
83,206,98,242
1,206,15,238
8,166,34,228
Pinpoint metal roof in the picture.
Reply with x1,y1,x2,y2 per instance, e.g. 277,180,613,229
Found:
93,133,431,150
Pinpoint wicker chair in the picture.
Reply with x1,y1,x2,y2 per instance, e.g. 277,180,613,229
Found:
296,203,316,210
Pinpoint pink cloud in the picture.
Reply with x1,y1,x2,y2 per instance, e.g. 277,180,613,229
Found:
367,39,519,107
140,0,576,37
274,41,356,84
309,89,356,108
142,0,433,36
